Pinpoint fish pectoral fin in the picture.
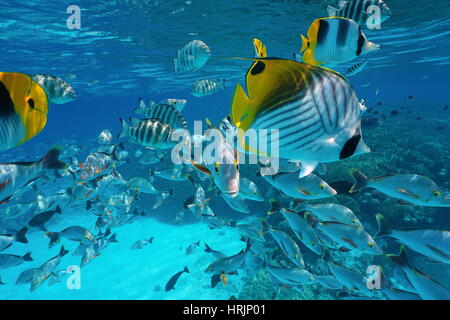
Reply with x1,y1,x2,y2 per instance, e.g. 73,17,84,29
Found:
426,244,450,260
397,188,420,200
396,200,413,206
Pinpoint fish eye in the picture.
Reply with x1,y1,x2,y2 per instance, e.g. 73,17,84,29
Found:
368,242,374,248
250,61,265,75
28,98,35,109
352,219,358,224
215,162,221,173
432,190,441,197
319,184,325,190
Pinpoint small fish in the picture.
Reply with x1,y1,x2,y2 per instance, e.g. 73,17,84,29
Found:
327,0,392,27
134,99,188,129
263,172,337,200
204,243,226,259
300,17,379,67
128,177,158,194
174,40,211,74
0,72,49,151
205,240,251,274
295,202,364,229
45,226,96,248
185,241,201,255
349,169,450,207
151,166,192,182
165,266,189,291
269,203,322,255
28,205,62,231
138,151,163,165
0,147,67,204
0,227,28,252
263,223,305,268
376,214,450,264
30,246,69,292
118,118,178,149
152,189,174,209
346,61,368,77
315,221,382,255
31,74,76,104
191,79,227,97
387,246,450,300
98,129,113,144
79,151,116,181
16,268,39,285
390,110,399,116
266,263,316,286
0,252,32,269
130,237,154,250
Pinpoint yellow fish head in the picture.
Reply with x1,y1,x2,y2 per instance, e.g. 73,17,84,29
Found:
0,72,48,145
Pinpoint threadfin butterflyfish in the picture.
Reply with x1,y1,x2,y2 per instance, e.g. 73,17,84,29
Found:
230,58,370,169
0,72,49,151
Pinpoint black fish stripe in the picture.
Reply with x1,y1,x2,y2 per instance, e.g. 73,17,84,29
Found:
349,0,358,20
283,124,326,151
253,98,313,129
279,116,324,146
337,19,349,47
309,75,330,135
314,72,334,131
316,19,329,45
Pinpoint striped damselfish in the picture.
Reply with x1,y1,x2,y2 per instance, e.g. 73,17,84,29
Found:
230,57,370,176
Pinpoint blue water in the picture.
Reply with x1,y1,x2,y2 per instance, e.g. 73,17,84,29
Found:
0,0,449,300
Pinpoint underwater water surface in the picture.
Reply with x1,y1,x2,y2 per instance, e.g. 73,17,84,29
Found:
0,0,449,300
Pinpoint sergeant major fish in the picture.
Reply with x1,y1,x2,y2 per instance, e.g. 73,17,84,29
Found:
173,40,211,74
327,0,392,27
191,79,227,97
31,74,76,104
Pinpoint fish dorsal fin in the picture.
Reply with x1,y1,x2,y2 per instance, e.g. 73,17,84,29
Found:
252,38,267,58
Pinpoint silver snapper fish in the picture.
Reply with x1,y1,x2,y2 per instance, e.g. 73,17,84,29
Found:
173,40,211,74
31,74,76,104
191,130,240,198
264,223,305,268
134,99,188,129
131,237,154,250
266,263,316,286
377,214,450,264
30,246,69,292
150,165,193,182
263,171,336,200
138,150,163,165
191,79,227,97
205,240,251,274
316,221,382,255
349,169,450,207
387,246,450,300
0,147,67,204
327,258,373,297
295,202,364,229
271,205,322,255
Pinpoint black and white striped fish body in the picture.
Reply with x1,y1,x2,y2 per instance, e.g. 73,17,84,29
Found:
173,40,211,74
79,152,114,181
327,0,392,27
134,99,188,129
191,79,226,97
159,98,187,112
31,74,76,104
302,17,379,67
118,118,177,149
